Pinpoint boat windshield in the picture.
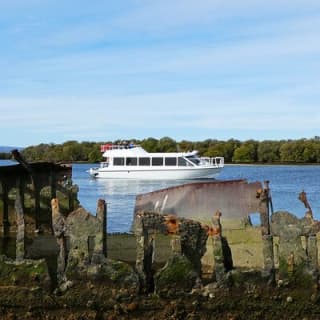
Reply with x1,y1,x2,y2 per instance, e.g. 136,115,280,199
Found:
185,155,201,166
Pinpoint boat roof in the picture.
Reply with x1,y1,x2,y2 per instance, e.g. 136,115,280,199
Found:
102,145,198,158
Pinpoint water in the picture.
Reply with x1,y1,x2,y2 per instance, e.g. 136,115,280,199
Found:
72,163,320,232
0,160,18,166
2,160,320,232
73,163,196,232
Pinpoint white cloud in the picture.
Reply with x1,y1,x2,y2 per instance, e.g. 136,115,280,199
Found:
1,89,319,137
1,1,320,145
112,0,320,34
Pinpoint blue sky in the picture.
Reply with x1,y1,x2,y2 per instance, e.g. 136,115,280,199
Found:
1,0,320,147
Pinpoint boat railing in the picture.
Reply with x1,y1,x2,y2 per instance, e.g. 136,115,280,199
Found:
101,144,140,152
200,157,224,167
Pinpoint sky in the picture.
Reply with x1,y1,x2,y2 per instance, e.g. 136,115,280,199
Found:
1,0,320,147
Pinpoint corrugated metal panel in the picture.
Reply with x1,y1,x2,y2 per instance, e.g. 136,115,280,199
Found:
134,179,263,222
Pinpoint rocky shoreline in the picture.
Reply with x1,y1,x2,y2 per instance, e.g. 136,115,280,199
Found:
0,283,319,320
1,156,320,319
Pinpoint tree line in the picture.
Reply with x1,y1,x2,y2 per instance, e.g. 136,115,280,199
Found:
8,136,320,163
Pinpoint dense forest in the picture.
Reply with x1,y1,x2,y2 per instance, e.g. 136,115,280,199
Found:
5,136,320,163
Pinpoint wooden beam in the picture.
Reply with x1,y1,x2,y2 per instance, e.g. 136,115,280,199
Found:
2,181,9,236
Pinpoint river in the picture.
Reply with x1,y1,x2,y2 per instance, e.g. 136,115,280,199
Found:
72,163,320,232
1,160,320,232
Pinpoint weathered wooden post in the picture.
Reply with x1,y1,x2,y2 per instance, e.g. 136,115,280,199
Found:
33,178,41,230
211,210,226,282
171,234,182,255
92,199,107,263
50,168,57,202
2,181,9,237
12,149,41,231
15,178,25,261
258,181,275,281
299,190,313,219
51,198,67,283
307,235,318,272
135,213,149,290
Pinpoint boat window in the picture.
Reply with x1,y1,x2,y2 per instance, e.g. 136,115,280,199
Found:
113,157,125,166
178,157,188,166
165,157,177,166
139,157,150,166
101,162,108,168
152,157,163,166
126,157,137,166
186,156,200,165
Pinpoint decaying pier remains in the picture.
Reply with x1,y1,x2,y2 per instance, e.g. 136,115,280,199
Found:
0,151,79,289
0,151,320,299
0,150,78,238
134,180,320,289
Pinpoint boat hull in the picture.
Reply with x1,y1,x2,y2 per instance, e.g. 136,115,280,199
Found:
89,166,222,180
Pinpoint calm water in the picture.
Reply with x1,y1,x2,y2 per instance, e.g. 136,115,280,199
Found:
2,160,320,232
72,163,320,232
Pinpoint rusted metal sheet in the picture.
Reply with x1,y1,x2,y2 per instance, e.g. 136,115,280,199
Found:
134,179,264,223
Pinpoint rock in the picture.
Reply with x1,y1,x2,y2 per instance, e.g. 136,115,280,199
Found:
4,312,14,320
99,259,140,294
271,211,318,287
86,300,94,308
311,293,318,303
126,302,139,312
0,256,51,291
190,288,201,295
230,269,264,288
154,255,198,296
59,280,74,293
277,279,284,287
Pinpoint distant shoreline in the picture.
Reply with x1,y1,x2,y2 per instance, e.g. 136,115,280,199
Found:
225,162,320,166
2,159,320,166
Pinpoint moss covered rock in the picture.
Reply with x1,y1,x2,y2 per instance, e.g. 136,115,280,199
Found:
99,259,140,292
0,255,50,290
154,254,198,296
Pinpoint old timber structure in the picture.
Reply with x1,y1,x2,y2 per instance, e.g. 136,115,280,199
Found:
1,151,320,319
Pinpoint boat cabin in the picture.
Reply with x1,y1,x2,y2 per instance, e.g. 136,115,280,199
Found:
99,144,223,168
90,144,224,179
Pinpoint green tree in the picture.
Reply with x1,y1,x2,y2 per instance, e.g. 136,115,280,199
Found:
62,141,87,161
257,140,281,162
222,139,241,162
178,140,194,152
158,137,177,152
194,139,212,155
0,152,11,160
22,144,50,161
88,146,103,162
280,140,305,162
233,140,258,163
19,136,320,164
203,141,225,158
141,137,159,152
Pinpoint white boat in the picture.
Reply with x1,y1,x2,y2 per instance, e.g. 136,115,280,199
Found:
88,144,224,180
